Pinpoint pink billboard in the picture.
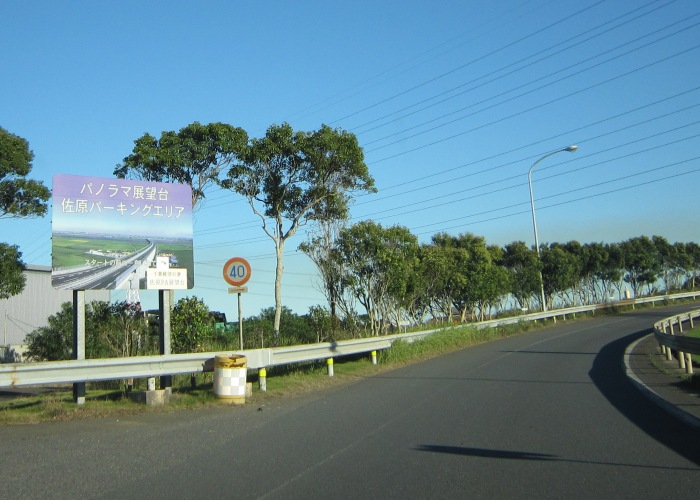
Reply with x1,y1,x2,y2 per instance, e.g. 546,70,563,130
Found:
51,174,194,290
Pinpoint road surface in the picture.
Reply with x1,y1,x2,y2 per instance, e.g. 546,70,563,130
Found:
2,305,699,499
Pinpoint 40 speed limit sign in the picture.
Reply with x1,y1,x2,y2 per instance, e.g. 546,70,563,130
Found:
223,257,252,287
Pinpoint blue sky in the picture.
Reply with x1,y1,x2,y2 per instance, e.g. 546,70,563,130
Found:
2,0,700,320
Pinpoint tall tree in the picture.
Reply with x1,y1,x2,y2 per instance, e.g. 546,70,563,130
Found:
223,123,374,343
0,127,51,298
299,219,346,326
620,236,660,297
115,122,248,208
502,241,541,311
335,222,418,336
540,243,581,308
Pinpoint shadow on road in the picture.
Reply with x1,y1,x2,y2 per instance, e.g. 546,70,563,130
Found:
589,329,700,466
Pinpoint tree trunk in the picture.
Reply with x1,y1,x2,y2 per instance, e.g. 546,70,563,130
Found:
273,238,285,346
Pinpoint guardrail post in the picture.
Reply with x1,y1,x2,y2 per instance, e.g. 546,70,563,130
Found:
690,314,695,329
677,316,683,333
666,322,674,361
679,349,686,370
371,350,377,365
327,358,334,377
259,368,267,392
686,353,694,375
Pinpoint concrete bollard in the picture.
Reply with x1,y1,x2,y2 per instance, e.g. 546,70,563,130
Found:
327,358,334,377
259,368,267,392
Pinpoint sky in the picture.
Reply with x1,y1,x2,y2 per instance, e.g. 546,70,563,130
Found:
2,0,700,321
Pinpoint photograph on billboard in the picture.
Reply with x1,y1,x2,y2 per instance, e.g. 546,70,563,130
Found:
51,174,194,290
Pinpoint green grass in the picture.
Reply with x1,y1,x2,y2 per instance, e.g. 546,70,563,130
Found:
52,235,148,267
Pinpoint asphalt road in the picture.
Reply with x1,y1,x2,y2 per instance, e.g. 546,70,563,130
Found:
2,305,700,499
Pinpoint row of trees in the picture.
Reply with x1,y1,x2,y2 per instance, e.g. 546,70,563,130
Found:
302,221,700,336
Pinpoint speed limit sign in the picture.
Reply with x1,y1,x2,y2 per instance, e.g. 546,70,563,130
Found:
223,257,251,287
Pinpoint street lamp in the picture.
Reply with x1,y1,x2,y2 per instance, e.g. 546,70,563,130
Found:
528,145,578,312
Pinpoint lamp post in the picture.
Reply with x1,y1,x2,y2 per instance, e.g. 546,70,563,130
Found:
528,145,578,312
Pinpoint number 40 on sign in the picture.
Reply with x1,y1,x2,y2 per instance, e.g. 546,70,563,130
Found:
223,257,251,287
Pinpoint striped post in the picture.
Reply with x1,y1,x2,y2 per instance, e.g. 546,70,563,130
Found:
259,368,267,392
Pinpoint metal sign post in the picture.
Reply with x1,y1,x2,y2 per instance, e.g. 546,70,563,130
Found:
223,258,252,351
72,290,86,404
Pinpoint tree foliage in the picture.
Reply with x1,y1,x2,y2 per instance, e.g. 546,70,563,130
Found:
303,222,698,331
24,301,153,361
0,126,50,219
115,122,248,208
171,296,215,353
334,222,418,335
0,243,25,300
0,127,50,299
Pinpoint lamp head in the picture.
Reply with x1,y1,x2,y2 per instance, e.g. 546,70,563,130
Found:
565,145,578,152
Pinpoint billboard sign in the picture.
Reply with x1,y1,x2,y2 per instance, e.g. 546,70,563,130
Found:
51,174,194,290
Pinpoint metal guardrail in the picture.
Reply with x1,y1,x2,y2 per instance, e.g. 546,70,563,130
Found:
2,291,699,388
652,308,700,375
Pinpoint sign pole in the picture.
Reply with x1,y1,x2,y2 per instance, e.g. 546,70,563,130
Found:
238,292,243,350
223,257,252,352
72,290,86,405
158,290,172,389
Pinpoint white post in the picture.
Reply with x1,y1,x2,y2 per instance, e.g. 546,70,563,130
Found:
259,368,267,392
327,358,334,377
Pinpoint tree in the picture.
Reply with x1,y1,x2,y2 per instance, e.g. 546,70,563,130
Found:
114,122,248,208
429,233,493,322
171,296,215,354
620,236,660,297
89,301,151,358
335,222,418,335
540,243,581,309
299,219,346,326
0,243,25,299
0,127,50,219
222,123,375,343
502,241,541,311
684,242,700,289
0,127,50,299
24,303,74,361
24,301,152,361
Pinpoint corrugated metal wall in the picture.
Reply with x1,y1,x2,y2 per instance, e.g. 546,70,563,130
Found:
0,265,110,347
